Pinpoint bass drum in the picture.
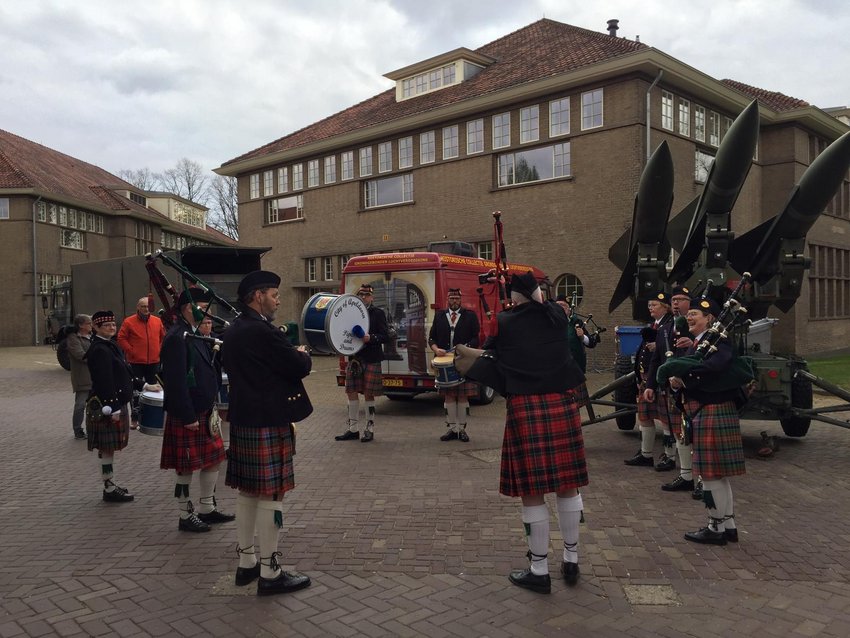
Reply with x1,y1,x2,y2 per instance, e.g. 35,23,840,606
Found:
301,293,370,356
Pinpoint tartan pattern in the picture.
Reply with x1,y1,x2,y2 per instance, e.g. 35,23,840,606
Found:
438,379,479,399
225,424,295,496
636,384,680,428
160,409,227,473
345,361,384,396
685,399,746,480
500,391,589,497
573,381,590,408
86,403,130,454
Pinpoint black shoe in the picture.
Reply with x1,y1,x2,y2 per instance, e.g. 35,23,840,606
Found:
655,454,676,471
684,526,727,546
235,563,261,586
74,430,87,440
661,476,695,492
440,429,458,441
458,429,470,443
360,430,374,442
335,430,359,441
257,571,312,596
508,568,551,594
692,482,704,500
197,509,236,524
624,452,654,466
102,486,134,502
178,513,211,533
561,562,580,586
724,529,739,543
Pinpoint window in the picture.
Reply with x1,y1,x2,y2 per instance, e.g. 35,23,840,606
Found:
661,90,674,130
68,208,77,228
307,258,317,282
129,192,147,206
278,167,289,193
364,174,414,208
694,105,706,142
359,147,373,176
306,160,319,187
292,164,304,190
442,125,459,159
0,198,8,219
553,274,584,305
60,229,84,250
709,111,720,147
59,206,67,226
581,89,603,130
467,119,484,154
47,203,57,224
492,112,510,149
267,195,304,223
678,99,690,136
420,131,435,164
263,170,274,196
341,151,354,180
378,142,393,173
520,105,539,143
399,137,413,168
695,149,715,183
37,201,46,222
339,255,349,273
38,273,70,295
324,156,336,184
497,143,571,187
250,174,260,199
809,244,850,319
549,98,570,137
323,257,333,281
722,116,733,141
477,241,493,260
134,221,155,256
400,63,457,98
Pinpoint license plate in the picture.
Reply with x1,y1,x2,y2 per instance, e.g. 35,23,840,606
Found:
383,378,404,387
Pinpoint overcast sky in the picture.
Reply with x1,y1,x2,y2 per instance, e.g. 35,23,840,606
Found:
1,0,847,182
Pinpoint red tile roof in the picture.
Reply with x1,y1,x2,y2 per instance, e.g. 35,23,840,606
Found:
721,79,809,112
222,19,646,167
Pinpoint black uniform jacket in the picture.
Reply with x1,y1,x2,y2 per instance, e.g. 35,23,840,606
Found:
428,308,480,350
86,336,137,412
482,301,585,396
221,307,313,427
635,313,672,386
160,317,219,423
353,304,389,364
680,336,739,404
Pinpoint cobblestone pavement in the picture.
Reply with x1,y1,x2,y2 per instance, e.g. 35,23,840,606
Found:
2,346,850,637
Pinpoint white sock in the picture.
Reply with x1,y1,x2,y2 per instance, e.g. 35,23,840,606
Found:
197,468,219,514
702,479,727,531
445,401,458,431
458,401,469,431
348,400,360,430
365,400,376,430
721,479,736,530
676,441,693,481
522,504,550,576
556,494,583,564
236,491,258,569
175,472,192,519
257,498,284,579
662,427,674,457
100,453,115,491
639,423,655,457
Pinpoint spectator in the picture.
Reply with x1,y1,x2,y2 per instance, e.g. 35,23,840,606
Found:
67,314,92,439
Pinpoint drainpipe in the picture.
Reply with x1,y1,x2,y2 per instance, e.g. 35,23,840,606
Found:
32,195,43,345
646,70,663,161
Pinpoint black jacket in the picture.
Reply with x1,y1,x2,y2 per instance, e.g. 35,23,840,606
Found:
160,317,220,422
635,314,672,386
353,304,389,364
428,308,480,350
221,307,313,427
86,336,138,412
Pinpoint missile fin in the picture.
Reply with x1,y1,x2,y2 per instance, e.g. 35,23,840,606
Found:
729,216,776,274
608,247,637,313
608,226,632,270
667,196,699,254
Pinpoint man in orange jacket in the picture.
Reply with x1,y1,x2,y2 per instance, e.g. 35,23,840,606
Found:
117,296,166,385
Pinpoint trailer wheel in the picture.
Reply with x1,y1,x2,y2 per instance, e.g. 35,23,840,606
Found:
471,384,495,405
779,372,813,438
613,354,637,431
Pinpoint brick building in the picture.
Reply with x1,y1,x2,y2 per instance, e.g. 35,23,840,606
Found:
217,19,850,357
0,129,234,347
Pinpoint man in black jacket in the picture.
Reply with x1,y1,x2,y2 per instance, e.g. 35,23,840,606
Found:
428,288,480,441
222,271,314,596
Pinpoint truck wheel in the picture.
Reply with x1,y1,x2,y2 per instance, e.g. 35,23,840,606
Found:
471,384,495,406
385,392,414,401
613,354,637,431
779,372,813,437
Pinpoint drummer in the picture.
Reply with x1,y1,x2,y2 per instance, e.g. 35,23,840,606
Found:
160,288,234,533
428,288,481,442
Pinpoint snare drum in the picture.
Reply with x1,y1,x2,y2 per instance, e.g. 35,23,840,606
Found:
139,389,165,436
216,373,229,422
432,355,463,388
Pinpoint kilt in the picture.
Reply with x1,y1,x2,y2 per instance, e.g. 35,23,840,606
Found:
438,379,479,400
160,409,227,473
500,390,589,497
345,360,384,396
685,399,746,480
225,424,295,496
573,381,590,409
636,384,678,427
87,403,130,454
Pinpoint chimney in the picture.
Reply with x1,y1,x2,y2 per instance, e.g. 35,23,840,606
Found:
607,19,619,37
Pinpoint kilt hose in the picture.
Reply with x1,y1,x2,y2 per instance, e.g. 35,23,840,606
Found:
86,403,130,454
685,399,746,481
160,409,226,473
500,390,589,498
225,423,295,496
438,379,479,400
345,360,384,396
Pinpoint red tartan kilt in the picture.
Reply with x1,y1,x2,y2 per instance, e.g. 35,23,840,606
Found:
685,399,746,480
87,404,130,454
636,386,680,428
345,361,383,396
574,382,590,408
500,391,589,497
438,379,479,399
225,424,295,496
160,410,226,473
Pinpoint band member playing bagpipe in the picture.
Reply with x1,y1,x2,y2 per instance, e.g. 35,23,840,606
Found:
660,297,749,546
625,292,678,469
159,288,234,533
554,294,598,407
475,271,588,594
335,283,389,443
428,288,480,442
86,310,160,503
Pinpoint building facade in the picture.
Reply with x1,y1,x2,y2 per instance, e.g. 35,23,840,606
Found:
217,19,850,357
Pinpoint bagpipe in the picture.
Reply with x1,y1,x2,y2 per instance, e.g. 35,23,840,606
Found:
568,290,606,346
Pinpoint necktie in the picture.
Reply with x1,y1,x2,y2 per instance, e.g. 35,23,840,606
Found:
450,311,457,324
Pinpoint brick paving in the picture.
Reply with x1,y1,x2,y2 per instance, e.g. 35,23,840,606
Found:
1,345,850,637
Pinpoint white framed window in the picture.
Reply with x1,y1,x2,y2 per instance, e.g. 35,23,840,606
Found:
263,170,274,196
249,174,260,199
399,137,413,169
678,99,690,137
278,167,289,193
442,125,459,159
722,116,733,141
68,208,77,228
477,241,493,260
497,142,571,187
467,119,484,154
323,257,333,281
60,229,84,250
341,151,354,180
307,160,319,187
59,206,67,226
709,111,720,147
37,201,46,222
0,198,8,220
661,90,674,131
292,164,304,190
324,156,336,184
307,258,316,282
364,174,414,209
553,274,584,306
359,147,373,176
47,203,57,224
549,98,570,137
492,112,510,149
520,105,539,143
400,63,457,99
581,88,603,130
339,255,349,273
267,195,304,223
378,142,393,173
695,149,715,183
695,105,706,142
420,131,435,164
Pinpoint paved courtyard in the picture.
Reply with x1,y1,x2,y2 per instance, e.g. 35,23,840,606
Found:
2,345,850,637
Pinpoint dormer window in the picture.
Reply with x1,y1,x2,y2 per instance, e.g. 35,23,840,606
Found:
401,64,457,99
129,192,147,207
385,47,495,102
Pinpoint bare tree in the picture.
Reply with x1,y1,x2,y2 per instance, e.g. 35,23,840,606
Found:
159,158,209,205
208,175,239,240
117,167,160,191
